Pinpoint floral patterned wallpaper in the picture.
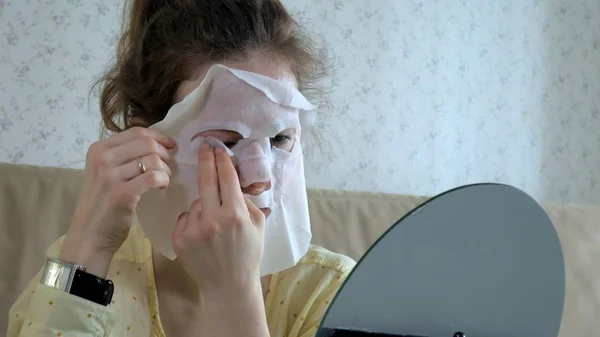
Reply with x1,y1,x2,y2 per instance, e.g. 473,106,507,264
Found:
1,0,599,204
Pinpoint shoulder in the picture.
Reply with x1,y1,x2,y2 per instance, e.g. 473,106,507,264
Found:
265,246,356,335
297,245,356,275
274,245,356,292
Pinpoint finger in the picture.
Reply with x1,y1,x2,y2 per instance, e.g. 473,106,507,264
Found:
214,147,244,208
197,144,220,210
117,154,172,181
102,126,176,150
125,170,170,196
189,199,202,220
244,196,265,227
108,136,172,166
172,211,190,253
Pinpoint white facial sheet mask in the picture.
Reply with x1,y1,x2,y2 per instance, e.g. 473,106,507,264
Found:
136,64,317,276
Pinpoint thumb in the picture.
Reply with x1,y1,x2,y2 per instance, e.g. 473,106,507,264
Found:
243,196,265,228
172,211,190,253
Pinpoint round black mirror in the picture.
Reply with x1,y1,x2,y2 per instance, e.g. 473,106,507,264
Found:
317,184,565,337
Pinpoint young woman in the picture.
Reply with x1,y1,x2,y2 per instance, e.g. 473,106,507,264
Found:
8,1,354,336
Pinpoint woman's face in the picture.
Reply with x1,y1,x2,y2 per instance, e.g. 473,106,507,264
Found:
172,55,298,197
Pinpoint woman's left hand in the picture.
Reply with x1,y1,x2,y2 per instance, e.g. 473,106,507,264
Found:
172,143,266,298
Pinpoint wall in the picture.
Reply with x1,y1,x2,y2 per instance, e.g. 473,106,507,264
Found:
1,0,599,204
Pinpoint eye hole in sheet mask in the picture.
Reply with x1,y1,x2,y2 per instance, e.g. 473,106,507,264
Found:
270,128,297,152
192,128,298,152
193,130,242,148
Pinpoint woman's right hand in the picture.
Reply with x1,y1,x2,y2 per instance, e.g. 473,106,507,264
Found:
59,127,176,278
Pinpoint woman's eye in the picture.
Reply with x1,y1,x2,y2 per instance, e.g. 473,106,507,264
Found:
270,134,294,152
270,134,291,145
223,141,238,148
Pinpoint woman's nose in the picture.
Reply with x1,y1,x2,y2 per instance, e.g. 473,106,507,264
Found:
241,181,271,196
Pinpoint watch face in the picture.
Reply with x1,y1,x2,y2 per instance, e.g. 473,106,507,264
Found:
41,258,79,291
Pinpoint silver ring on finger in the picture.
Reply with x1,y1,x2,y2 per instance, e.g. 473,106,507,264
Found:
136,158,146,174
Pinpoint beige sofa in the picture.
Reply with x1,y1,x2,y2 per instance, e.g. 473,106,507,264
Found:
1,162,599,336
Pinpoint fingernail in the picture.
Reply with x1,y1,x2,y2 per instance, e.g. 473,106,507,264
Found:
214,147,224,156
199,143,210,152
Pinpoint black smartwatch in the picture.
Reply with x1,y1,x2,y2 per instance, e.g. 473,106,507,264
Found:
40,258,114,306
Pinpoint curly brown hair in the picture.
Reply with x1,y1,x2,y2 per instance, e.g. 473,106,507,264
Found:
97,0,328,133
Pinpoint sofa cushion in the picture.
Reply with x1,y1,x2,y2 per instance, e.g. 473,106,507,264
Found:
1,162,600,336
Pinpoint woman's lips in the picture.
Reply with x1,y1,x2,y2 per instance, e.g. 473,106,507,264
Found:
261,208,271,218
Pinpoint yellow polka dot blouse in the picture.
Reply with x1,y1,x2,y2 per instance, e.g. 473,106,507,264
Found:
8,225,356,337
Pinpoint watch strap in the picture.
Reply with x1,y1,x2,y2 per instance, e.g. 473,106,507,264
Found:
70,269,114,306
